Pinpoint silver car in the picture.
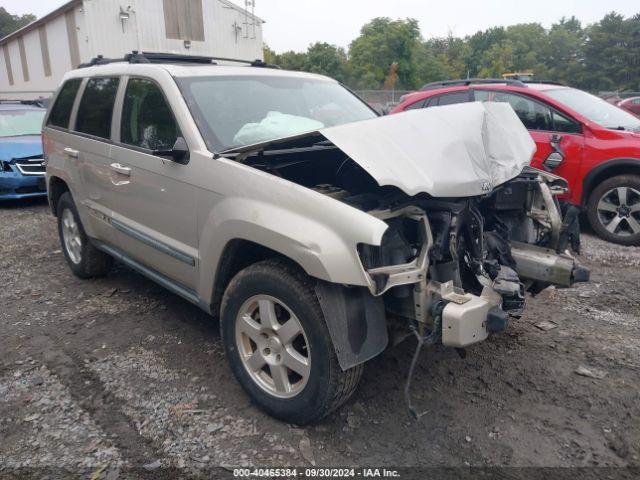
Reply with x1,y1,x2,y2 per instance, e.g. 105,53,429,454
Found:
44,53,588,424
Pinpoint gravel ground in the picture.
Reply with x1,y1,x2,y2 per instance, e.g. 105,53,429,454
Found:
1,198,639,478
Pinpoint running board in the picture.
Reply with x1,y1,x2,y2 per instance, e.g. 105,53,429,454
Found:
93,240,208,311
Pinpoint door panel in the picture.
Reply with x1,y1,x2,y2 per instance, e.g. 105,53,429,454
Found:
103,77,198,288
529,131,584,195
105,146,198,287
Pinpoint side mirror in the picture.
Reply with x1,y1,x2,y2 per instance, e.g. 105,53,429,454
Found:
153,137,190,165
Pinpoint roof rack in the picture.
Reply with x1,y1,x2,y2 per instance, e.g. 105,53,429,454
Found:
521,80,566,87
0,99,46,107
79,51,280,69
421,78,526,90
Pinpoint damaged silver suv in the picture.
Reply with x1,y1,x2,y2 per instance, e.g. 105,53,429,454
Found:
44,53,588,424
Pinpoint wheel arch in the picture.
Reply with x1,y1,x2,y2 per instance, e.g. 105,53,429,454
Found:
582,158,640,205
210,240,389,370
210,239,308,318
48,176,70,216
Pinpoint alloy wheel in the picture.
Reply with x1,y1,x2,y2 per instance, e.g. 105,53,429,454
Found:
235,295,311,399
61,208,83,264
596,186,640,237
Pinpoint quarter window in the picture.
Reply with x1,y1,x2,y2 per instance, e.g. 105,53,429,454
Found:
75,77,120,139
436,92,471,106
551,111,581,134
48,79,82,128
121,78,180,151
405,99,426,110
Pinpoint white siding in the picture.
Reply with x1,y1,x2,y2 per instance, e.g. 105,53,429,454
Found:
1,0,263,99
81,0,263,61
47,14,75,80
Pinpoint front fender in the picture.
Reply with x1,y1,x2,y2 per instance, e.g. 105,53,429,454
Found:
197,191,389,305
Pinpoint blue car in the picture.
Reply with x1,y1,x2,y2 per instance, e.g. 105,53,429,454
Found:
0,101,47,200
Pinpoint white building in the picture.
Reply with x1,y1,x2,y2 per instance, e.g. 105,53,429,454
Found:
0,0,264,100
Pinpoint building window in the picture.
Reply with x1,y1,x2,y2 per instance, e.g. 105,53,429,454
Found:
163,0,205,42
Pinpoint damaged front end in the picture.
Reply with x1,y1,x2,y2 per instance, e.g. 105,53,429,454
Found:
358,166,589,351
222,102,589,370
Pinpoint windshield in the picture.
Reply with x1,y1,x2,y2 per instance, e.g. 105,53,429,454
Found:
0,109,46,137
176,75,377,151
546,88,640,132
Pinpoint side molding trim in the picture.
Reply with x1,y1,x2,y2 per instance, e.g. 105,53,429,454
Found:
94,240,207,310
111,219,196,266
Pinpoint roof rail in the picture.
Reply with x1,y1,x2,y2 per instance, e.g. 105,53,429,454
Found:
421,78,526,90
78,51,280,69
0,99,46,107
521,80,566,87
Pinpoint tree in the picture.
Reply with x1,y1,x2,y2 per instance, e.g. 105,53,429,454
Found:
348,18,423,89
305,42,347,82
263,11,640,92
545,17,585,86
466,27,506,77
263,44,277,64
583,13,635,90
414,42,450,85
0,7,36,39
274,50,309,72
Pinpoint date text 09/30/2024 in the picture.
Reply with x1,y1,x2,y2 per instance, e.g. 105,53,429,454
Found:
233,468,401,478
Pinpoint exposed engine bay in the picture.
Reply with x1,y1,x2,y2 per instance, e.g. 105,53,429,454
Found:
228,134,589,350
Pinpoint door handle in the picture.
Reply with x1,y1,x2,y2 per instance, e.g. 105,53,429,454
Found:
63,147,79,158
110,163,131,176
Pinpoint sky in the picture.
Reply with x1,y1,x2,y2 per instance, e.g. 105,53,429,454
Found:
3,0,639,52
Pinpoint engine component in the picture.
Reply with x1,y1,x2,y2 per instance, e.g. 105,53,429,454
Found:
492,266,525,313
510,241,589,287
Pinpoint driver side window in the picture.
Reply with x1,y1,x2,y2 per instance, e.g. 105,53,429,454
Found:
121,78,180,151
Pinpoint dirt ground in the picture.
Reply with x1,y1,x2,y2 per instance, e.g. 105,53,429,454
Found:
1,198,639,478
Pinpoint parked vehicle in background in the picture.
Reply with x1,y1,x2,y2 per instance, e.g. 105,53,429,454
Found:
0,101,47,200
44,54,587,424
618,97,640,117
391,79,640,245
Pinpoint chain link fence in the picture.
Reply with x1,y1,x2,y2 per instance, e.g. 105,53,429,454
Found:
352,90,414,112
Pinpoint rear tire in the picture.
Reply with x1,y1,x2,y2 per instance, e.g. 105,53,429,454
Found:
57,192,113,278
587,175,640,246
220,259,363,424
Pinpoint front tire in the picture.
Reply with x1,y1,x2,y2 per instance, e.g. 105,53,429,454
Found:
220,259,363,424
587,175,640,246
57,192,113,278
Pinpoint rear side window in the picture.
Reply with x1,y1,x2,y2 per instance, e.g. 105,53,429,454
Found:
436,92,471,106
75,77,120,139
405,99,426,110
121,78,180,151
48,79,82,128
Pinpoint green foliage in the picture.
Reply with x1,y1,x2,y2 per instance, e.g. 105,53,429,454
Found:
306,42,347,82
265,11,640,92
0,7,36,39
348,18,422,89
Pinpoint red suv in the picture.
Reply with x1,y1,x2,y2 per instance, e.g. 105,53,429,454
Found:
391,79,640,245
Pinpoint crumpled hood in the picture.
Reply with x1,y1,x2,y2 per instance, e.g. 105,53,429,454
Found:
0,135,43,162
320,102,536,197
224,102,536,198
